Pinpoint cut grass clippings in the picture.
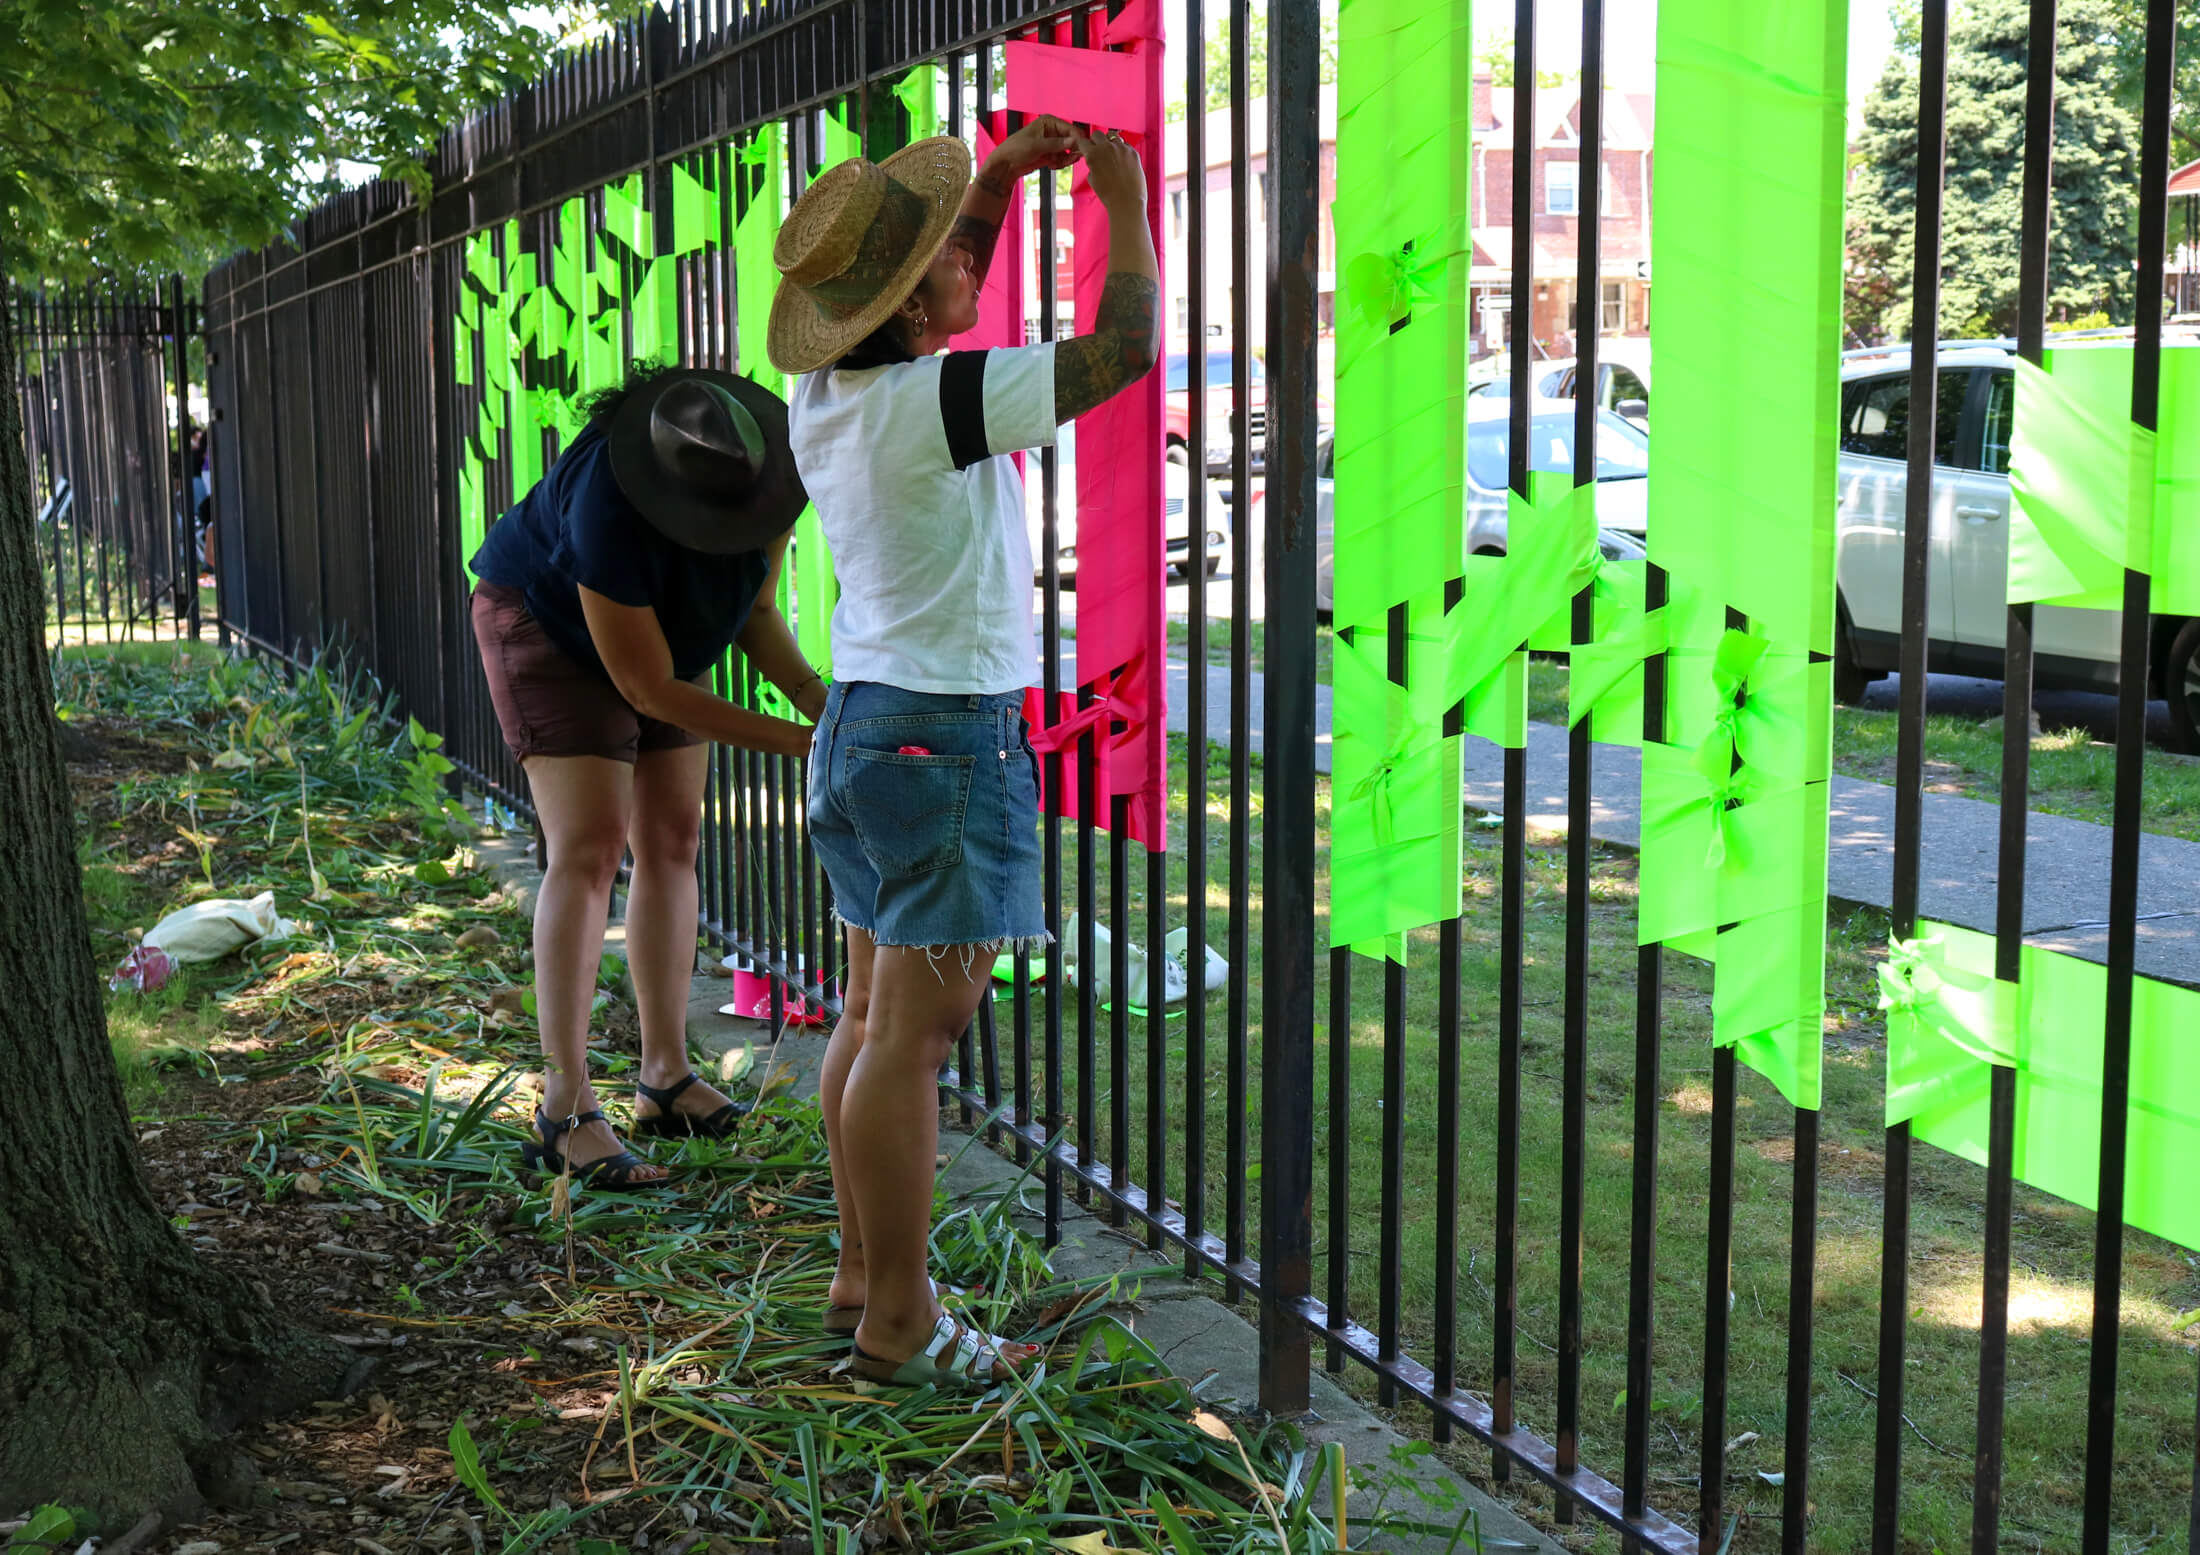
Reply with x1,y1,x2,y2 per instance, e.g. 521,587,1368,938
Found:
50,642,1469,1555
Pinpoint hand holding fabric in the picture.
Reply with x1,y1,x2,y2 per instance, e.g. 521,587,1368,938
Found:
987,114,1081,181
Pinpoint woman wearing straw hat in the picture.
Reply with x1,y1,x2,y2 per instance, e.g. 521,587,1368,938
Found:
469,366,819,1192
769,122,1160,1388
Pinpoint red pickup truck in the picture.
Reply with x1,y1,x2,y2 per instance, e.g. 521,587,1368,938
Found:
1165,347,1266,475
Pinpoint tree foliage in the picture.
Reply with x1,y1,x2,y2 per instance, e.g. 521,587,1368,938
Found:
0,0,615,282
1845,0,2143,343
1190,3,1339,116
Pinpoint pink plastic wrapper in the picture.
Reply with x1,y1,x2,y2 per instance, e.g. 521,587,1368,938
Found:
110,944,175,994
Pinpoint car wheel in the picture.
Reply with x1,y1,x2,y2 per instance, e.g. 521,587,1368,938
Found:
1834,603,1871,707
2164,618,2200,754
1204,553,1222,577
1165,442,1190,471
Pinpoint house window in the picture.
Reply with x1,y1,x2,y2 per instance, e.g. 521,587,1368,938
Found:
1175,295,1190,333
1546,161,1579,216
1171,188,1185,236
1602,280,1625,334
1259,170,1272,213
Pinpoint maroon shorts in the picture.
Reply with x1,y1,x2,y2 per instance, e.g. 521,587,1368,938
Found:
470,582,706,764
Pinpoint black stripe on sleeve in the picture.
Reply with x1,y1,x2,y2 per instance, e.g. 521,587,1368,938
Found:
939,350,992,471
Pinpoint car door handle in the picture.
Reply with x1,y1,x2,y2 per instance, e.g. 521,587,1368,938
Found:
1956,505,2001,521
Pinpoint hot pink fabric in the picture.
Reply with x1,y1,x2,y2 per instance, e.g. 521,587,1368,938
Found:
1009,17,1169,849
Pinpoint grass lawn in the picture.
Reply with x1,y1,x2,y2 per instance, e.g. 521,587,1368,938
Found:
1006,728,2200,1552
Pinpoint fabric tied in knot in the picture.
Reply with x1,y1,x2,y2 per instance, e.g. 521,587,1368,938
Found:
892,68,934,123
1345,239,1451,331
1692,627,1770,785
1878,933,2018,1070
1348,751,1409,846
1028,692,1135,756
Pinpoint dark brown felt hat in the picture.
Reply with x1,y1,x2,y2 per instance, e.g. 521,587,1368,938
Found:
606,368,807,554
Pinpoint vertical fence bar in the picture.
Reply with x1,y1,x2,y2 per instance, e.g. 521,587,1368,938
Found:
1257,0,1320,1418
1378,628,1408,1408
1326,942,1352,1369
167,275,195,638
1032,58,1068,1244
1224,0,1254,1304
1493,0,1535,1486
1874,2,1949,1545
1973,5,2056,1549
2082,0,2175,1546
1433,767,1463,1441
1181,0,1212,1279
1554,0,1603,1517
1622,559,1668,1530
1070,7,1100,1216
1700,1044,1738,1549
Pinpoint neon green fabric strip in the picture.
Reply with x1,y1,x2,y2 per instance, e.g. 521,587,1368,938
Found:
601,176,652,258
1646,0,1846,1111
1881,922,2200,1252
2008,348,2200,615
1327,0,1476,961
1650,0,1847,652
895,65,940,139
671,160,722,257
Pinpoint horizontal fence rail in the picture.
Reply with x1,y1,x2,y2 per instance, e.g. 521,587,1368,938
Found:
16,0,2200,1549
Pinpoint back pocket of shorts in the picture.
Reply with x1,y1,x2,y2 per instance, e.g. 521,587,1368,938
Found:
843,747,977,878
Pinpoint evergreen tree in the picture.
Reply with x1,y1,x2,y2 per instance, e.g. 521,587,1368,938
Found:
1845,0,2140,343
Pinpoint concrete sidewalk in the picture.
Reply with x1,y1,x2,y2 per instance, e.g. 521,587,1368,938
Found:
1103,650,2200,988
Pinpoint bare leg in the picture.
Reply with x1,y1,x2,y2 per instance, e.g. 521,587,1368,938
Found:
521,756,665,1180
626,744,739,1122
843,945,1026,1369
821,930,877,1309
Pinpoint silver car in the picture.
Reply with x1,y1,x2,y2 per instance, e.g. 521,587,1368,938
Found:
1473,344,1653,430
1830,338,2200,751
1311,399,1651,616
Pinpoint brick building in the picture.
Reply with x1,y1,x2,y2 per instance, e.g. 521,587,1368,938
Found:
1026,76,1660,381
1468,74,1655,363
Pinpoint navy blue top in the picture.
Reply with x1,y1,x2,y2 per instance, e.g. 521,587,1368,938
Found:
469,425,773,683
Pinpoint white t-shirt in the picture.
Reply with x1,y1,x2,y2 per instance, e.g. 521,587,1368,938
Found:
788,344,1058,696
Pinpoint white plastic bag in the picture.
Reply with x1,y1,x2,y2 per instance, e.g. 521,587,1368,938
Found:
1165,925,1230,995
1062,915,1190,1010
142,892,297,964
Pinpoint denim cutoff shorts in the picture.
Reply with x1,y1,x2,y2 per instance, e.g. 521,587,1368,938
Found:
807,682,1050,958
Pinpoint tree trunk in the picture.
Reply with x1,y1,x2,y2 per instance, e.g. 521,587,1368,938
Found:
0,289,360,1535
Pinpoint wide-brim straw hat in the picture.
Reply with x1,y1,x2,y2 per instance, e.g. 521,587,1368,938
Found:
606,367,807,554
767,137,973,375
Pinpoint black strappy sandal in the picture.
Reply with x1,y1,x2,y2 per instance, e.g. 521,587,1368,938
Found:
520,1107,664,1190
632,1070,751,1141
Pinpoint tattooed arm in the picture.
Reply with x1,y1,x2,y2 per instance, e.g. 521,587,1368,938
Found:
952,114,1075,289
1054,131,1161,424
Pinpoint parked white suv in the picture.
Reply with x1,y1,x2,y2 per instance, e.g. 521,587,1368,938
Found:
1829,338,2200,750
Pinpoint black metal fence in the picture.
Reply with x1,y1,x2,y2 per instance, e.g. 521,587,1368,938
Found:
17,0,2200,1549
11,282,203,649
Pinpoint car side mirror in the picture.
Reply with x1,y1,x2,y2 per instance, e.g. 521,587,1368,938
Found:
1616,398,1649,420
